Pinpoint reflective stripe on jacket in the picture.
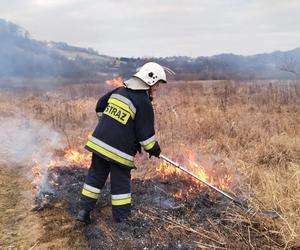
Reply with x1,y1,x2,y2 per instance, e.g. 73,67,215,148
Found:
85,87,157,168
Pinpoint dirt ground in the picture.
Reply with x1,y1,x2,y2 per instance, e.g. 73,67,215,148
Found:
0,162,88,250
0,162,41,249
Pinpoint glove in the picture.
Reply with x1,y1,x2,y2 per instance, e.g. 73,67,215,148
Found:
147,141,161,158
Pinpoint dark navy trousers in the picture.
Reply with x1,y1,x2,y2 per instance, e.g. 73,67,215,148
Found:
80,153,131,221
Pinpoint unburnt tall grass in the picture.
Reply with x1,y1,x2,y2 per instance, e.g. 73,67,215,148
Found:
1,80,299,248
155,80,300,248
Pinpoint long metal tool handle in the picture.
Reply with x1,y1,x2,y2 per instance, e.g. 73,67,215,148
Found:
159,154,238,204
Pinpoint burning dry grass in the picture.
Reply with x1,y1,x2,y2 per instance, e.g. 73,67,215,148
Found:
1,80,300,248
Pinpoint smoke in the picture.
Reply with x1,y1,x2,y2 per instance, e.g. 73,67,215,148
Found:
0,117,62,164
0,117,63,193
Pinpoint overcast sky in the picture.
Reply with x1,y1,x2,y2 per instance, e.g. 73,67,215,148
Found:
1,0,300,57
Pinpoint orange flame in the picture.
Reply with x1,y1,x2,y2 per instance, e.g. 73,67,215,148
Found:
63,148,91,168
156,151,232,199
31,160,42,193
105,77,124,87
173,189,184,199
31,154,56,194
31,148,92,194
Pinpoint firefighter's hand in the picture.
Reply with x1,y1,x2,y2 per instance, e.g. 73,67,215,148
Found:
147,142,161,158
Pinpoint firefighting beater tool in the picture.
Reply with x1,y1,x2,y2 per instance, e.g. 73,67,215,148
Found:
159,154,280,218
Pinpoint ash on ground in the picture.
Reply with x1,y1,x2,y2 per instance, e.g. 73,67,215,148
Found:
33,166,283,249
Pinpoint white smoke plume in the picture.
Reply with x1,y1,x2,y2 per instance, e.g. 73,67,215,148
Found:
0,117,63,193
0,117,62,163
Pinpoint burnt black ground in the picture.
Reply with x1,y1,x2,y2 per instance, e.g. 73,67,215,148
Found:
35,165,285,249
35,166,231,249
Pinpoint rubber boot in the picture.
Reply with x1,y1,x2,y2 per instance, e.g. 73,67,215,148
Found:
76,209,91,224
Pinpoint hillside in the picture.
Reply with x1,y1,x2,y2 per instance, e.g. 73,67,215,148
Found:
153,48,300,80
0,19,299,84
0,19,116,81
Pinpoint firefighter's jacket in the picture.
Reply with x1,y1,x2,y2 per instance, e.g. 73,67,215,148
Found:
85,87,157,168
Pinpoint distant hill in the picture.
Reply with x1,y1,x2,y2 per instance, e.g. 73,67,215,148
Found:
0,19,117,81
0,19,299,85
149,48,300,80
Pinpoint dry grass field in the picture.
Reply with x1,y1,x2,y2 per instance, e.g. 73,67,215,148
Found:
0,80,299,249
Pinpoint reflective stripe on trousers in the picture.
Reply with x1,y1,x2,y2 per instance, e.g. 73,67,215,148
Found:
81,183,101,199
111,193,131,206
79,153,132,220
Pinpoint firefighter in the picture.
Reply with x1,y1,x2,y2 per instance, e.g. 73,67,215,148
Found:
76,62,168,223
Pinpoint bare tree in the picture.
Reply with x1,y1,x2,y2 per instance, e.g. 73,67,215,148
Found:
278,57,300,98
278,57,300,77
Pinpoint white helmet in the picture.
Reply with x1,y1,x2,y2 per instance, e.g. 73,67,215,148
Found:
134,62,167,86
124,62,174,90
